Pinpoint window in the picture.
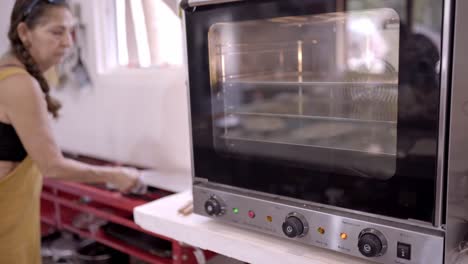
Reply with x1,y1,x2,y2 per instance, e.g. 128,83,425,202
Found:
115,0,183,68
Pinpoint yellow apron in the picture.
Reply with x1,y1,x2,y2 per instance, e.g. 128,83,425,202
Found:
0,67,42,264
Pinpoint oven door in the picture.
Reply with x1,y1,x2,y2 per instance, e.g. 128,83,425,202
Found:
183,0,446,224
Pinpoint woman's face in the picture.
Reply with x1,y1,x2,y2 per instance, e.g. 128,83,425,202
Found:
21,6,74,71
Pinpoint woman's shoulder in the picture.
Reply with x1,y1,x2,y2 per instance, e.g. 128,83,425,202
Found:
0,66,29,80
0,68,42,104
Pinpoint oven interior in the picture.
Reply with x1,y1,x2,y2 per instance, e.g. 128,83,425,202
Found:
208,9,401,179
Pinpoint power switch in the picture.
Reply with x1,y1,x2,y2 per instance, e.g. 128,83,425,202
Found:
397,242,411,260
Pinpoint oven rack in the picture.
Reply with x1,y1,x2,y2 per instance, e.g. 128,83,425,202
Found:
222,111,398,125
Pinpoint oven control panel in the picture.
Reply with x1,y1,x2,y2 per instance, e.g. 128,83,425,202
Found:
194,185,444,264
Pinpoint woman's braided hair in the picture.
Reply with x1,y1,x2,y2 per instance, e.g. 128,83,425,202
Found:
8,0,69,118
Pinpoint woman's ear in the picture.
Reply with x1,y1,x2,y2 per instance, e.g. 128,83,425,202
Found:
16,22,31,47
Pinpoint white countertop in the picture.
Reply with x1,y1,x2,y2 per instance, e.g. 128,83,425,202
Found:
140,170,192,193
134,191,372,264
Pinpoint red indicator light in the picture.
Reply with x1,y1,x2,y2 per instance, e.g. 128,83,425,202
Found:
248,210,256,218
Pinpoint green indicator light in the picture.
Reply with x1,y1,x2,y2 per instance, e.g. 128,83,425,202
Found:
233,208,239,214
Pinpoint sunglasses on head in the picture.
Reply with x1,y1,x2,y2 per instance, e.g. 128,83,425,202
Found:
23,0,67,20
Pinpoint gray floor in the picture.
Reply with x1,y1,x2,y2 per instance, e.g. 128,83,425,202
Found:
208,255,246,264
42,231,245,264
43,255,245,264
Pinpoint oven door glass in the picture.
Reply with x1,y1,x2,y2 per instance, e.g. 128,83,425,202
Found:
185,0,444,223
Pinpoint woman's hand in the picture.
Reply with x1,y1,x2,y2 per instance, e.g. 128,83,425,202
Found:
110,167,141,193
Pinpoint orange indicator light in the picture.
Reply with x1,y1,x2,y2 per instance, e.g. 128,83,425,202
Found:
317,227,325,235
340,233,348,240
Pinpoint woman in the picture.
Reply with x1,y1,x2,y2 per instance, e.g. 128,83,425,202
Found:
0,1,141,263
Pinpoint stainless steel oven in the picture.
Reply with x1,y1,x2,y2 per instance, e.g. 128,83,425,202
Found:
182,0,468,263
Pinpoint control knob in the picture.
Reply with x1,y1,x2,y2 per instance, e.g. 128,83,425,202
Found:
282,213,309,238
204,196,225,216
358,229,387,257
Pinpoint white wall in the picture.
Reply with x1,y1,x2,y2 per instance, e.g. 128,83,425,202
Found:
51,0,191,173
52,68,191,173
0,0,15,54
1,0,192,173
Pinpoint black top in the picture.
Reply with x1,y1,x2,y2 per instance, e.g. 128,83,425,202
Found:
0,122,27,161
